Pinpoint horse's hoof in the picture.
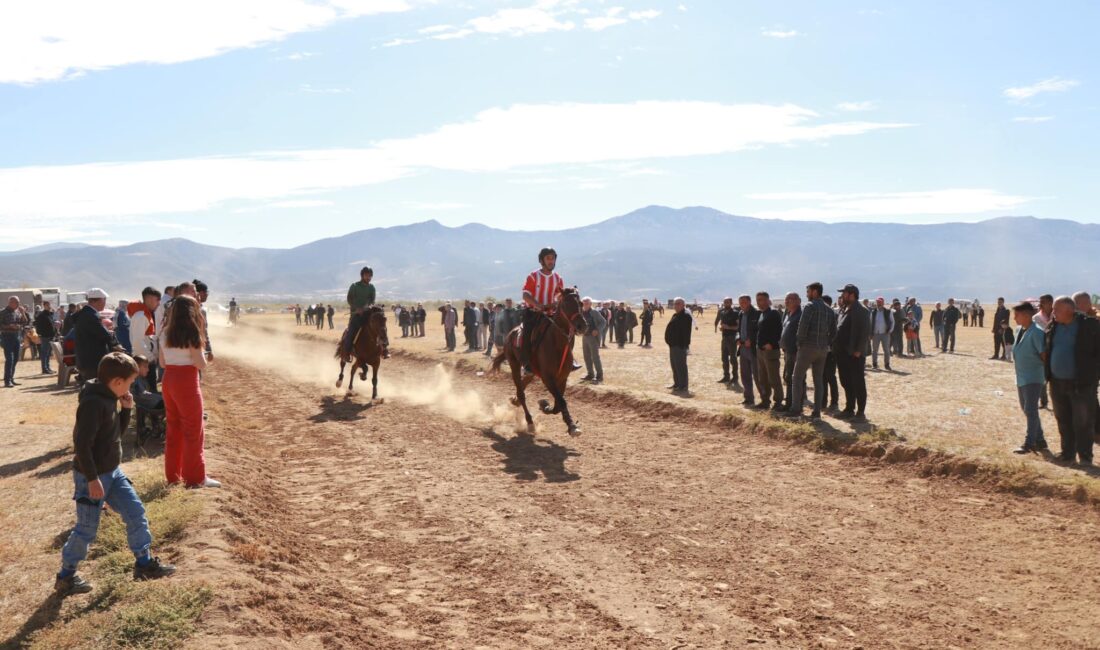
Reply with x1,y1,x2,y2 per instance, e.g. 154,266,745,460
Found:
335,379,343,388
346,390,356,397
526,423,536,434
568,425,581,437
537,399,550,413
510,397,520,407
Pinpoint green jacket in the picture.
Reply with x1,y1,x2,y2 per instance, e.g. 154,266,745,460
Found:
347,281,376,311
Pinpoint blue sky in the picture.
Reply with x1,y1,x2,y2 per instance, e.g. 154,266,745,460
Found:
0,0,1096,250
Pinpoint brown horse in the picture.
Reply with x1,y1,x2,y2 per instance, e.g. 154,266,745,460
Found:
491,287,587,436
334,307,387,400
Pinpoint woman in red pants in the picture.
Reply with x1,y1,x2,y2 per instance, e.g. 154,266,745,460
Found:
158,295,220,488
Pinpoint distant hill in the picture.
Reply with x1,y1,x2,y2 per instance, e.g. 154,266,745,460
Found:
1,206,1096,303
0,242,91,257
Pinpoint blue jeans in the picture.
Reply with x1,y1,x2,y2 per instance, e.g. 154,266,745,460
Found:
60,468,152,571
40,340,53,373
1017,383,1045,448
1,333,19,384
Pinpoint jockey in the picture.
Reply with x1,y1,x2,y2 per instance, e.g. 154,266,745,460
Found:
345,266,390,359
520,247,580,376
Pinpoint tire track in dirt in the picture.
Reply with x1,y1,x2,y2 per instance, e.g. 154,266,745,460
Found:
186,342,1100,649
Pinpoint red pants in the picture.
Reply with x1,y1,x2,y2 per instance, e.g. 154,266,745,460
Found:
162,365,206,486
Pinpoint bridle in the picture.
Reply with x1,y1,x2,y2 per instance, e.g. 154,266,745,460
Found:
539,290,586,376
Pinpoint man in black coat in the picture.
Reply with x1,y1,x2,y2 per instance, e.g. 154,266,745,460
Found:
1045,296,1100,466
991,297,1010,360
665,298,692,394
942,299,961,353
35,301,58,374
74,289,124,383
755,292,784,410
639,300,654,347
614,302,629,349
834,284,870,422
736,294,760,406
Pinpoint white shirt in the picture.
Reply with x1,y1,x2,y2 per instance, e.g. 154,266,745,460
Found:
158,331,208,369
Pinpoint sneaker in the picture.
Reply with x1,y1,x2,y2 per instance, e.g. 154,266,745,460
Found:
1054,453,1075,464
133,557,176,581
1036,441,1050,451
9,381,19,386
717,377,731,383
1013,446,1034,454
55,573,93,595
755,401,771,410
850,413,868,423
770,402,786,412
884,365,892,371
1077,459,1094,468
835,410,854,420
741,399,755,407
572,362,583,371
200,477,222,488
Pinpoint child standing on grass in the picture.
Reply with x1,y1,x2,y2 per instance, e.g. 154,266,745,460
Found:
55,352,176,596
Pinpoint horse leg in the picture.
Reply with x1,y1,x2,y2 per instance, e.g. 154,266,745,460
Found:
371,362,379,401
336,359,346,388
347,360,358,395
510,360,536,434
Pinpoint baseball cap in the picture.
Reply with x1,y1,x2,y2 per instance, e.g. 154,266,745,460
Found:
86,288,109,300
837,284,860,296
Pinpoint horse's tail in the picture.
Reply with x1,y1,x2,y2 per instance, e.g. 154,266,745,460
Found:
334,340,345,360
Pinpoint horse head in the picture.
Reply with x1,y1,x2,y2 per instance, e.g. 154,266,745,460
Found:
558,287,587,335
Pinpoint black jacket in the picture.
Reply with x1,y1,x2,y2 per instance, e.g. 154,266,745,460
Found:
716,306,740,338
1045,313,1100,386
34,309,57,339
640,308,654,326
72,380,131,480
943,305,961,326
929,309,944,327
993,306,1010,333
665,311,692,348
756,308,782,349
834,301,870,356
74,305,120,372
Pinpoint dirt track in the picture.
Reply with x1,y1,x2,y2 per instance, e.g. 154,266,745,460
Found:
184,331,1100,649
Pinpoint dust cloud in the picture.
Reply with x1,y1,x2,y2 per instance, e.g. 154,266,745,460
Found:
207,321,527,431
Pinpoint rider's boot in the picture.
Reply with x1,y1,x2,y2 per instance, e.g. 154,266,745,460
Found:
520,336,533,376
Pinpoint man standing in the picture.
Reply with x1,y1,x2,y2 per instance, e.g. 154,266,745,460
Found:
327,304,335,330
115,301,132,354
1011,301,1048,454
479,302,491,350
992,297,1010,360
930,302,945,350
35,300,58,374
942,298,961,353
755,292,783,410
1033,294,1055,409
580,297,607,384
600,302,612,348
834,284,870,422
787,282,836,419
129,287,161,392
443,302,457,351
870,298,894,371
665,297,692,394
780,292,804,410
737,294,760,406
74,289,124,383
614,302,628,349
715,297,740,385
627,305,638,344
2,296,30,386
639,299,654,348
344,266,389,358
1045,296,1100,466
890,299,906,358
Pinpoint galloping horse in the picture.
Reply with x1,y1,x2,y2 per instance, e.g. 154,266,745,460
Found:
334,306,387,400
491,287,587,435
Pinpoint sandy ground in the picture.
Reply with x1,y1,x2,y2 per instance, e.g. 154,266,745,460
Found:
3,319,1100,649
294,310,1096,489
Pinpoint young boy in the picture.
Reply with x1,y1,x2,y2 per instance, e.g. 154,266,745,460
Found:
131,354,166,444
56,352,176,596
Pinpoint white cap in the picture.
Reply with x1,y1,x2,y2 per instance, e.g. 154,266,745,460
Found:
86,288,109,300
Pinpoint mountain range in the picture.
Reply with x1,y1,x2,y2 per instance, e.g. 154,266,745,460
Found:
1,206,1096,303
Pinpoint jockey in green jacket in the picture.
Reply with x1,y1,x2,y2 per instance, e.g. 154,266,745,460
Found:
344,266,389,358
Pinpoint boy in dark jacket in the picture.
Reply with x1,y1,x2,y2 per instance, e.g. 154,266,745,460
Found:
56,352,175,596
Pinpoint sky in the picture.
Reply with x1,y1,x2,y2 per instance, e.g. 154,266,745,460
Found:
0,0,1096,251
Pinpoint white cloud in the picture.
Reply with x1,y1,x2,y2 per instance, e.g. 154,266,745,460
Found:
0,0,413,84
388,1,660,44
268,199,336,208
0,101,909,221
1012,116,1054,123
746,189,1031,221
761,28,801,38
1003,76,1080,101
281,51,317,61
836,100,877,112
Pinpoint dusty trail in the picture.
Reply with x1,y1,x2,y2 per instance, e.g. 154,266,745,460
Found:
186,328,1100,649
